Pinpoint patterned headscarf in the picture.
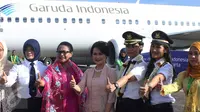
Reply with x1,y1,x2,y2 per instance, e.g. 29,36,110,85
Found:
186,41,200,79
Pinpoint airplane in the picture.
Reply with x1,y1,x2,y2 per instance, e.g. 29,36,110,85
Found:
0,0,199,68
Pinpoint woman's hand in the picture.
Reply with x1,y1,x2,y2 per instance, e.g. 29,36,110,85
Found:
139,84,150,99
35,73,45,87
139,80,152,99
70,75,76,89
0,71,7,84
106,77,116,93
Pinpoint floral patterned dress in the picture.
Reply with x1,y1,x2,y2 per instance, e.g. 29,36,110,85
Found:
41,60,84,112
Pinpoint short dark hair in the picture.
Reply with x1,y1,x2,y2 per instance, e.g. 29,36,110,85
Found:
57,41,73,52
90,41,109,56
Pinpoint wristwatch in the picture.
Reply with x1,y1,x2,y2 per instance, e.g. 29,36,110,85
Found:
114,83,119,89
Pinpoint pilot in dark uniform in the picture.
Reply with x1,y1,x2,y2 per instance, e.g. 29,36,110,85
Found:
107,31,147,112
140,30,176,112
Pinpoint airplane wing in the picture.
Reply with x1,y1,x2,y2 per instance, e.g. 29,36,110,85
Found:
169,30,200,50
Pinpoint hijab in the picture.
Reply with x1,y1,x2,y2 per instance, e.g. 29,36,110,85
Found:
119,48,128,63
0,40,8,71
186,41,200,79
23,39,40,62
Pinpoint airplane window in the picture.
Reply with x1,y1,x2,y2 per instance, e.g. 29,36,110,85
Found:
38,18,42,23
174,21,178,26
72,18,75,23
116,19,119,24
15,17,19,23
30,17,35,23
181,21,184,26
55,18,59,23
162,21,165,25
147,20,151,25
129,20,132,24
155,20,158,25
102,19,105,24
192,22,195,26
47,18,51,23
23,17,27,23
168,21,172,25
63,18,67,23
186,22,189,26
86,18,90,24
7,17,11,22
0,17,3,23
135,20,139,25
122,19,126,24
79,18,82,23
198,22,200,26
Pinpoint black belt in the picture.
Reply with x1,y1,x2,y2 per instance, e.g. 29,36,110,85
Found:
122,98,143,102
152,102,172,108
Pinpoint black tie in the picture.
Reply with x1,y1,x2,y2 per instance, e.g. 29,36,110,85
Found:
29,62,37,97
123,60,137,76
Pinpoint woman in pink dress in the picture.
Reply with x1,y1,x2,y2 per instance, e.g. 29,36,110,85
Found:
70,41,117,112
38,41,84,112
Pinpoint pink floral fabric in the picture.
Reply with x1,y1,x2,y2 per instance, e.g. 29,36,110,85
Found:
41,60,84,112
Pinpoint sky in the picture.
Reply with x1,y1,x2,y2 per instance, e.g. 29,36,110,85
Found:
60,0,200,7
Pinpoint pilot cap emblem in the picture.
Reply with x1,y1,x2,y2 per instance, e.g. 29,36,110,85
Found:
127,34,132,40
155,33,160,38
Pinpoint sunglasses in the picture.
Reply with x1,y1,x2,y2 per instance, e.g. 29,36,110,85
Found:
56,50,71,54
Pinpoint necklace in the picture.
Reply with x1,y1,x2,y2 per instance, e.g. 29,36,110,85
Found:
94,67,103,72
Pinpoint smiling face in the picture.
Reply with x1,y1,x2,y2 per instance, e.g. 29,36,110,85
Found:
188,46,200,66
125,43,140,58
150,43,167,60
57,45,72,63
92,47,106,66
25,46,35,60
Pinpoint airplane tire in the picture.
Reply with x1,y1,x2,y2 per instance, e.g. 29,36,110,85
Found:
44,57,53,66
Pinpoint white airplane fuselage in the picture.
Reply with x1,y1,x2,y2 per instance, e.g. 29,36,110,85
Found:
0,1,200,65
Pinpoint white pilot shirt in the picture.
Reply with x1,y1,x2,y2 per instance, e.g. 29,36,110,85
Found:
150,58,175,105
122,55,147,100
5,59,47,99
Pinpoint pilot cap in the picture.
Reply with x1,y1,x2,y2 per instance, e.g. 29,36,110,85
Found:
151,30,173,44
122,31,145,45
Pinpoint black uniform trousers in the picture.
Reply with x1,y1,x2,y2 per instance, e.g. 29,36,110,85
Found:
116,98,145,112
145,102,174,112
12,97,42,112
